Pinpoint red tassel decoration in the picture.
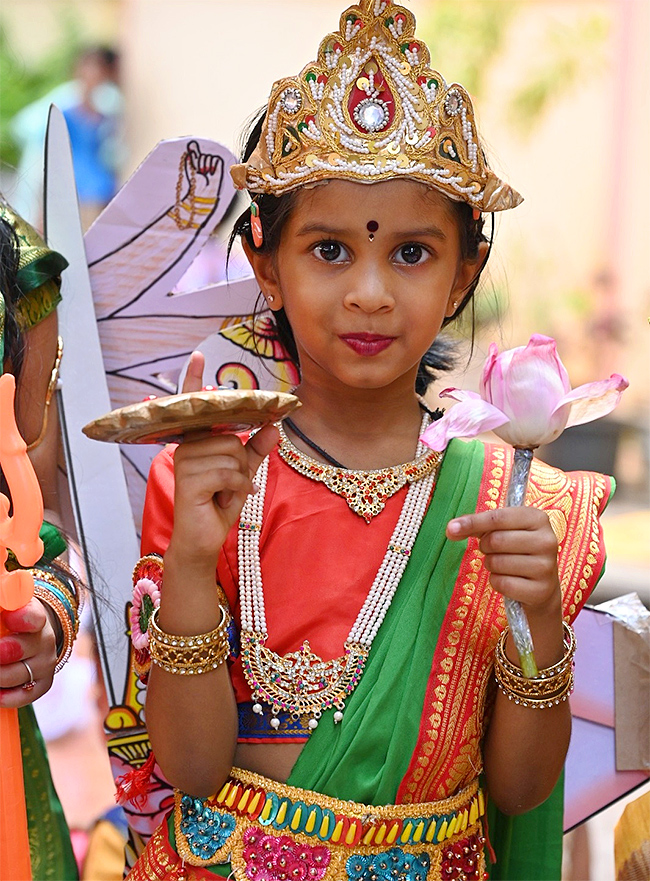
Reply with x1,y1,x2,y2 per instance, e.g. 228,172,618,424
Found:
115,749,156,809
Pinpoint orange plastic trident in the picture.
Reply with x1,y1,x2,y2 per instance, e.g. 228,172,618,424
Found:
0,373,44,881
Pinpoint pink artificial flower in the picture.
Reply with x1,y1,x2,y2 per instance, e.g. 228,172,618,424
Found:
130,576,161,650
421,334,628,451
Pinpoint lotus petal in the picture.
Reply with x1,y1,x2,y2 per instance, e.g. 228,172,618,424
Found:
561,374,630,428
420,399,508,452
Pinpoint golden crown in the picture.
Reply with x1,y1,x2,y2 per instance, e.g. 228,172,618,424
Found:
230,0,522,212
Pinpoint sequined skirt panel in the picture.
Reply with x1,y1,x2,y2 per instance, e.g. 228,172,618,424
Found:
127,767,486,881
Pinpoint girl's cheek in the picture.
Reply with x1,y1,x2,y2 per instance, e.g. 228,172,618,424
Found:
0,638,23,665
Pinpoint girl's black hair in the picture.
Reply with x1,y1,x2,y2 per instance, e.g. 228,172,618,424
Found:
0,215,26,378
228,109,493,395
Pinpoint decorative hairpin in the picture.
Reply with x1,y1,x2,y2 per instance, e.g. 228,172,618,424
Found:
250,201,264,248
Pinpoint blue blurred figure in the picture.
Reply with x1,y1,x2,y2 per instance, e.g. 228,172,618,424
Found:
11,46,124,230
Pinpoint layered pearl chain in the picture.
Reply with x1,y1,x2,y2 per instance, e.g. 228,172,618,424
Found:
238,414,441,730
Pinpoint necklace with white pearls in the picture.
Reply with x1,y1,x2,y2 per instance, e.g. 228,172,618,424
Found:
237,413,439,731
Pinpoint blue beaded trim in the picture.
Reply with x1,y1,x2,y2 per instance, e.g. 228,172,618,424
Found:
179,795,236,861
346,848,430,881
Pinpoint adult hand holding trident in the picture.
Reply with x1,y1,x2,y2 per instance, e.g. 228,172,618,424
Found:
420,335,628,677
0,373,45,881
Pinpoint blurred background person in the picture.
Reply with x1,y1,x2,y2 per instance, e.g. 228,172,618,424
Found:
10,45,124,230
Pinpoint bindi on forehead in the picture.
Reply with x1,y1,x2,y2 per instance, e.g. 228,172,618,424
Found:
366,220,379,241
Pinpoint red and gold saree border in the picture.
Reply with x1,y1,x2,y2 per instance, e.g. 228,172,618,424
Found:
398,443,612,805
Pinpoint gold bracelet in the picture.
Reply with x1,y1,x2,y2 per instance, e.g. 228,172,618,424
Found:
149,606,231,675
26,335,63,452
32,572,80,673
494,621,576,708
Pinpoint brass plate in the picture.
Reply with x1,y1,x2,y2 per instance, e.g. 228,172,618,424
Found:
82,389,301,444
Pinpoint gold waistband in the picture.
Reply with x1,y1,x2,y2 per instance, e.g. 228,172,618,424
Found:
174,767,486,880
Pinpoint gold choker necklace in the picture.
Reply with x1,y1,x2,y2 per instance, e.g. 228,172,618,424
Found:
277,415,440,522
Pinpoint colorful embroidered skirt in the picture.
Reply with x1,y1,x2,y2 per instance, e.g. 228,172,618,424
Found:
127,767,486,880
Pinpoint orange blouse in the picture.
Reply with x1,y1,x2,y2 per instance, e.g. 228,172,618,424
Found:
141,444,411,735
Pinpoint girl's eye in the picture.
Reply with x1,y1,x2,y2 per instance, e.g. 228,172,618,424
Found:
394,244,429,265
313,241,349,263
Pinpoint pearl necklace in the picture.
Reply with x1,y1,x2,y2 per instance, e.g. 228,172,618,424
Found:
238,414,441,730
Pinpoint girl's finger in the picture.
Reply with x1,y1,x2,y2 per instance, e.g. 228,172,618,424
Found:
0,657,54,707
245,424,280,476
478,528,557,558
481,553,555,581
181,351,205,394
0,636,24,665
447,507,550,540
211,470,258,509
2,598,48,634
0,657,39,690
174,433,248,466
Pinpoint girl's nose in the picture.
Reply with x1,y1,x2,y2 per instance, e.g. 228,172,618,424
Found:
344,264,394,312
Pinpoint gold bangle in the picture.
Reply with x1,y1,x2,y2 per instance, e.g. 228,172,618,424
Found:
32,578,79,673
494,621,576,709
497,621,576,680
26,336,63,452
149,606,231,675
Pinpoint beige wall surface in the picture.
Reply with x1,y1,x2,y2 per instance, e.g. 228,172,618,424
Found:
121,0,417,163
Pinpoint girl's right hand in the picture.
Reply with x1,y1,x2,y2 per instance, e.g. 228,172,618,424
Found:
166,353,279,571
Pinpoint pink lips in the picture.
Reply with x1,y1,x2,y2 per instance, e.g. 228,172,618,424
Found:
340,333,396,356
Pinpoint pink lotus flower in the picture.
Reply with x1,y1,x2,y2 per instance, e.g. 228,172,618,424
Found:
421,334,628,452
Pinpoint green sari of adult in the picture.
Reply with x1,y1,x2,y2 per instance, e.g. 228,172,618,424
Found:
0,328,77,878
165,438,610,880
1,206,78,880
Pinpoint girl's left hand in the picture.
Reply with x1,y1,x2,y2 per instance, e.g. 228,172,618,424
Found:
446,506,561,619
0,598,58,707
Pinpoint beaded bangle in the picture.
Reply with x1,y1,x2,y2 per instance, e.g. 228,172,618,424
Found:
31,563,83,673
149,606,231,675
494,621,576,709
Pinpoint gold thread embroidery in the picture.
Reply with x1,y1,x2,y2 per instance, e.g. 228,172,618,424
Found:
173,768,485,878
401,445,611,804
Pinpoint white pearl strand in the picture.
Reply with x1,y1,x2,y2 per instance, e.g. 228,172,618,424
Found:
238,413,436,726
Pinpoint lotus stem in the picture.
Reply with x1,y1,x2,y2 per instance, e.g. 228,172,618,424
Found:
504,447,539,678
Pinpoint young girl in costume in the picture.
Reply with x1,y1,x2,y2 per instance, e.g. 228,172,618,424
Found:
127,3,611,879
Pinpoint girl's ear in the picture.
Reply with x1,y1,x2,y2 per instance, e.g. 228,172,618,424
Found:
446,240,489,317
242,240,284,311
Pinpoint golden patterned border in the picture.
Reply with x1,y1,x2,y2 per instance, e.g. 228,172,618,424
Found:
398,445,612,804
173,768,483,874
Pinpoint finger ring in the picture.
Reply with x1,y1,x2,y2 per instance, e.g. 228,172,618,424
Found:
21,660,36,691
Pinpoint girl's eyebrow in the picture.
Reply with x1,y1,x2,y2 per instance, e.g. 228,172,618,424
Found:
393,226,448,241
294,222,348,237
294,222,448,240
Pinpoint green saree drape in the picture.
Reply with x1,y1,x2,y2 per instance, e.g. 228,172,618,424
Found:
19,705,78,880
